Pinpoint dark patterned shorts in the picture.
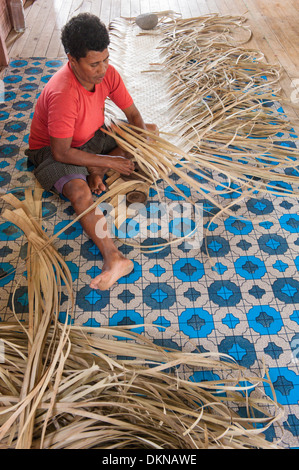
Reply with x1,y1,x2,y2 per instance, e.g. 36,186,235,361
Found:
25,126,117,192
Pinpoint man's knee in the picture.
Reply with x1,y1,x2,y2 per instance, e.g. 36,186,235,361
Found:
63,178,92,204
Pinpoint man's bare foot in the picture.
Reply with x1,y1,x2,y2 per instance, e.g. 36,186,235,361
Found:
89,253,134,290
87,173,106,194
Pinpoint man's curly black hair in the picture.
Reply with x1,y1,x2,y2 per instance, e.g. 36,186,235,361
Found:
61,13,110,60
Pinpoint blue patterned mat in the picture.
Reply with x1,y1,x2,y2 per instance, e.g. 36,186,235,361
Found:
0,58,298,447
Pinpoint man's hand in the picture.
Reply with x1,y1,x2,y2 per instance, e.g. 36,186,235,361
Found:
103,155,135,175
87,154,135,195
50,135,135,175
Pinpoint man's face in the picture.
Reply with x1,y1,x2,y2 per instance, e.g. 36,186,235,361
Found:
68,49,109,90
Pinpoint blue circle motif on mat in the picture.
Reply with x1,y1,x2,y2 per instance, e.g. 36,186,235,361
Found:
173,258,204,281
118,243,134,257
216,181,241,199
169,216,195,238
153,315,171,332
141,237,171,259
234,256,266,279
12,100,33,111
273,260,288,272
143,282,176,309
0,221,23,240
147,222,161,234
149,264,166,277
53,220,82,239
272,277,299,304
3,75,22,84
267,181,293,196
264,341,283,360
86,266,102,280
45,60,63,68
0,144,19,158
19,83,38,92
109,310,144,339
218,336,256,367
41,75,53,83
184,287,201,301
76,286,109,311
246,197,274,215
80,239,102,261
258,233,288,255
247,305,283,334
164,184,191,201
4,120,27,133
179,307,214,338
118,289,135,304
208,280,242,306
264,367,299,405
0,161,9,169
279,199,293,210
24,66,43,75
279,214,299,233
10,60,28,67
202,235,230,257
259,220,273,230
212,262,228,275
222,313,240,329
224,216,253,235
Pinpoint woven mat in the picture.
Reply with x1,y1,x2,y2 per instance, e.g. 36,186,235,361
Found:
0,17,298,447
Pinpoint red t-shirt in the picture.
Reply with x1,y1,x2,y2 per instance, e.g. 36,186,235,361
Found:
29,62,133,149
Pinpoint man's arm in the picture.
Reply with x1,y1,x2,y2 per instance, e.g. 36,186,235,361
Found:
50,103,149,176
122,103,147,131
50,135,134,175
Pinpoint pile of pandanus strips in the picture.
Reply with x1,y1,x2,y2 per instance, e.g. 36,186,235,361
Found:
152,14,299,167
104,13,299,253
0,187,285,449
1,13,299,449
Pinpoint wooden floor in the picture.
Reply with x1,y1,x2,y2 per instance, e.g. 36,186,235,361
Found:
3,0,299,125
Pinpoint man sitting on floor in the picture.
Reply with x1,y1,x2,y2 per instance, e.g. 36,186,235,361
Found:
25,13,157,291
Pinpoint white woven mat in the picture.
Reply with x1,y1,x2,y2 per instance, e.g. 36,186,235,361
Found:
107,18,175,134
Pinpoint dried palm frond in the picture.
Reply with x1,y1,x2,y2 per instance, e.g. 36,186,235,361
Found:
103,121,299,200
0,187,284,449
101,119,299,260
147,14,298,156
105,13,299,257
